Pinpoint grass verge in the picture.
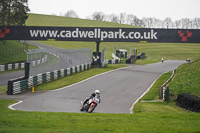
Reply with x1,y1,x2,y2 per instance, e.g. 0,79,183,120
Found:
169,59,200,97
0,63,200,133
133,71,184,113
0,99,199,133
35,64,128,90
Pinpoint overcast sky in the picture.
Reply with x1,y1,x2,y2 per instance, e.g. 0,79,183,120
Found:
28,0,200,21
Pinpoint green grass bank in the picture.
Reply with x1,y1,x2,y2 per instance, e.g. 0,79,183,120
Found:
0,41,38,65
0,61,200,133
169,59,200,97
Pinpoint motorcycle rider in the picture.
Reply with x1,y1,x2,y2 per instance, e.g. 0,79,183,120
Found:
161,57,164,63
83,90,101,105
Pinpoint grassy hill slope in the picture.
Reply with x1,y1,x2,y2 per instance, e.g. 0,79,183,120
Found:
169,60,200,97
26,13,140,28
0,41,37,65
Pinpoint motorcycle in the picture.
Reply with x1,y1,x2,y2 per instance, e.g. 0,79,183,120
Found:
80,97,100,113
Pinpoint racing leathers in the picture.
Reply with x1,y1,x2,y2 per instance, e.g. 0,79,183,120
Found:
83,93,101,105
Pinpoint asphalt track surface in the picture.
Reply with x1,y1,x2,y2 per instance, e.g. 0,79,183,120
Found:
8,60,185,114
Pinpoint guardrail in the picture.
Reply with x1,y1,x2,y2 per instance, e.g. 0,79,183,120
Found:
0,55,47,72
159,69,176,101
0,62,25,72
7,63,91,95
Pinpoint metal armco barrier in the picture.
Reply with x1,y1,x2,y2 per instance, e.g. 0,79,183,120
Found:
0,55,48,72
159,69,176,100
164,87,170,101
0,62,25,72
7,63,91,95
176,94,200,112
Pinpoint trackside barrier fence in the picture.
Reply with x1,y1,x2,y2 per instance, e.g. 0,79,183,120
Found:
159,69,176,101
0,55,47,72
7,63,91,95
0,62,25,72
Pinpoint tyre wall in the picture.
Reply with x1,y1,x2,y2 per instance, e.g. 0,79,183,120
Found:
176,93,200,112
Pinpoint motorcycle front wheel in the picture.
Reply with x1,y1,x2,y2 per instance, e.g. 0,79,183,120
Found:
88,105,96,113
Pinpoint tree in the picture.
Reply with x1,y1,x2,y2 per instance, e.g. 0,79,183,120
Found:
64,10,78,18
142,17,154,28
193,18,200,29
174,20,181,29
164,17,173,29
126,14,140,26
153,18,162,28
180,18,190,29
119,13,126,24
0,0,30,26
92,12,105,21
108,14,119,23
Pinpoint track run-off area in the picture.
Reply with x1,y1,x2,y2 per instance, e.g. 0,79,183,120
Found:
8,60,185,114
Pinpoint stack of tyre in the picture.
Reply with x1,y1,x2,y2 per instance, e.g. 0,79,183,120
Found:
126,55,136,64
136,53,146,59
176,94,200,112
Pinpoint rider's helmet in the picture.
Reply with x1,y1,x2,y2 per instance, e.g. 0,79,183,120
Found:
95,90,100,94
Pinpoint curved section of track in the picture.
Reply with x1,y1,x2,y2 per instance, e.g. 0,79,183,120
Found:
0,41,89,85
11,60,185,114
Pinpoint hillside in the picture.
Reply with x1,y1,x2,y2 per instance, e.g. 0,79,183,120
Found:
0,41,37,65
169,60,200,97
26,13,140,28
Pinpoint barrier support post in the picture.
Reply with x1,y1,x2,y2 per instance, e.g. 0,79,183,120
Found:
32,86,34,93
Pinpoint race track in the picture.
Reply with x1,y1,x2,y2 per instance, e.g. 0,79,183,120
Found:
0,41,90,85
11,60,185,114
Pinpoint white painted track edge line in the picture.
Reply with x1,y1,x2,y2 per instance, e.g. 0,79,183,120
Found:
129,77,159,114
129,70,172,114
8,100,22,110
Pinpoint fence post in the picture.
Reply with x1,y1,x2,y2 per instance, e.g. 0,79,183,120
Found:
25,62,30,79
164,87,170,101
7,80,13,95
159,87,163,99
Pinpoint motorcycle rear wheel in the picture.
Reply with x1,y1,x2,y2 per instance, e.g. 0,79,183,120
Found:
88,105,96,113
